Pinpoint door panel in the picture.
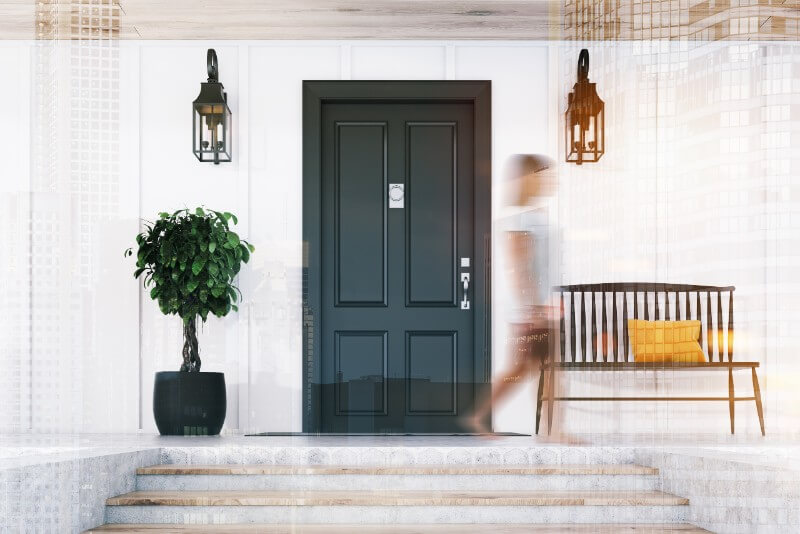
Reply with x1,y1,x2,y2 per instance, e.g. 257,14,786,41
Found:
317,100,479,433
406,331,457,415
335,331,388,415
335,123,387,306
406,122,457,307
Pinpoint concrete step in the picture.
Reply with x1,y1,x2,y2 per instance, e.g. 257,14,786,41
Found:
87,523,712,533
104,489,689,524
135,464,660,491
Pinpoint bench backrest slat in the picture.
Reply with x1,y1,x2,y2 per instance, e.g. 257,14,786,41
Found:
570,292,576,363
623,292,630,362
580,292,586,362
559,291,565,363
728,290,734,362
555,283,736,364
707,292,713,361
612,291,618,363
684,290,690,321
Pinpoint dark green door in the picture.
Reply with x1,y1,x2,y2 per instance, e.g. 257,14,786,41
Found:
318,101,478,433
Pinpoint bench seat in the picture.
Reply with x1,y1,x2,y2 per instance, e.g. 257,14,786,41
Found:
546,361,759,370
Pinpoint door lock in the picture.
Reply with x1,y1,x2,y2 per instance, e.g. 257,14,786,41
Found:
460,273,470,310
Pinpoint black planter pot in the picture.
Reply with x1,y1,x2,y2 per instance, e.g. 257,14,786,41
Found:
153,371,226,436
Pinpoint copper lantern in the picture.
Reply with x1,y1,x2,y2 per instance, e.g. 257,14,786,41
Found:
193,49,232,164
565,49,604,165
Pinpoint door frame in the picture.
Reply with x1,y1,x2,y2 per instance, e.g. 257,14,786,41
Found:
302,81,492,433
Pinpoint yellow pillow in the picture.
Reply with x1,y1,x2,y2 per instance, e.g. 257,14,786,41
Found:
628,320,706,363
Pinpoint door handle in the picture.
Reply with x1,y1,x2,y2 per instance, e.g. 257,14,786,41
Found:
460,273,470,310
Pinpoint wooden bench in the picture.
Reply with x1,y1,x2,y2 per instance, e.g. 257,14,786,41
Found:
535,283,765,436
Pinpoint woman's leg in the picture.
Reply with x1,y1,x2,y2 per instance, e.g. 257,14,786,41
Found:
462,356,536,434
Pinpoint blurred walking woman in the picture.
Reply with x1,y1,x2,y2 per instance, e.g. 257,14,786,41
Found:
464,154,559,435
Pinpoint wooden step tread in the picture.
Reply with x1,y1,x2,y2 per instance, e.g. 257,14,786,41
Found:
86,523,711,533
107,490,688,507
137,464,659,476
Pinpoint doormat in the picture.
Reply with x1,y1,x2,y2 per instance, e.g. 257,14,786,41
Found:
246,432,530,437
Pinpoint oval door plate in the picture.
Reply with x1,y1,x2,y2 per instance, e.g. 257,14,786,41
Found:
389,183,404,208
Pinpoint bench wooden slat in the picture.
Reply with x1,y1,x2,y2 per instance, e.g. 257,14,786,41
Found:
674,291,680,321
654,291,659,320
728,290,734,362
559,291,565,363
580,291,586,363
611,291,619,362
601,290,607,363
591,291,597,363
685,290,690,321
694,291,703,349
623,292,629,362
706,291,713,361
570,292,576,362
717,291,724,362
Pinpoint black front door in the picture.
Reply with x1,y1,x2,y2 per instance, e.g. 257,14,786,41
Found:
303,82,491,433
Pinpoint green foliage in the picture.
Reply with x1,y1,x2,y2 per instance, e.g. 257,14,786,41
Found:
125,208,254,325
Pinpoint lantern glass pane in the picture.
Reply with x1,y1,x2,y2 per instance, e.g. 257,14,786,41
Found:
193,107,205,161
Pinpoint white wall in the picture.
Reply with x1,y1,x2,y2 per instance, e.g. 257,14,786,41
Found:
2,39,799,437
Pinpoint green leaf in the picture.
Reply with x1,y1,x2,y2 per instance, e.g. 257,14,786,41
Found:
212,210,230,228
150,287,159,299
227,285,240,302
246,243,255,253
227,232,240,247
191,258,206,275
211,287,225,298
186,279,199,293
195,207,206,217
158,212,170,219
208,241,216,253
133,267,145,278
208,263,219,277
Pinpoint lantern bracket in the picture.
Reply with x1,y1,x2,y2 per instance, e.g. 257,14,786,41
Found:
207,49,218,82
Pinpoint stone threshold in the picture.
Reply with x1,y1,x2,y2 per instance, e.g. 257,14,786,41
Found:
137,463,658,475
86,523,711,533
107,489,689,507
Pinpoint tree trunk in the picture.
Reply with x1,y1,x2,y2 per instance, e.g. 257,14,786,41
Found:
180,316,201,372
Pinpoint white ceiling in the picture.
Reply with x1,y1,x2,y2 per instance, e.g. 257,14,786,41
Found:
3,0,561,40
2,0,797,41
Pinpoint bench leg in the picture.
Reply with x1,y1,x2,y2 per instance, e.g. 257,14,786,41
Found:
547,364,556,435
535,366,545,435
752,367,765,436
728,367,735,434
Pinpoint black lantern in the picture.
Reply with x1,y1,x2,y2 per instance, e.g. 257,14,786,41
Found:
565,49,604,164
193,49,232,164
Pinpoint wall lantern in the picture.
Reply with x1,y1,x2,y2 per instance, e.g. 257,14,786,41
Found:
193,49,232,164
565,49,604,165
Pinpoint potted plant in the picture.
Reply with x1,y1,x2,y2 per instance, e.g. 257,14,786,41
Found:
126,208,254,435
